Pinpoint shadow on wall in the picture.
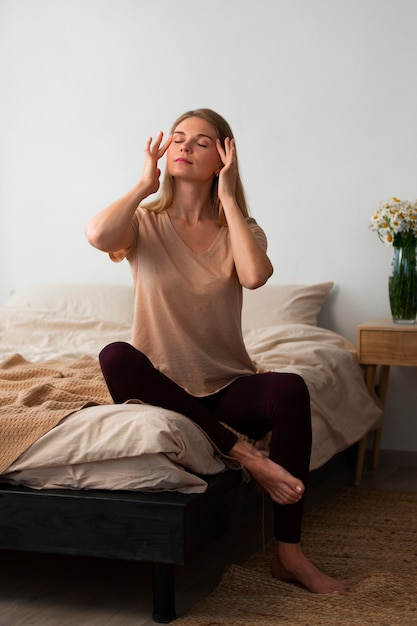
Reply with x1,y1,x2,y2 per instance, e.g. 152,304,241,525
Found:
318,284,339,332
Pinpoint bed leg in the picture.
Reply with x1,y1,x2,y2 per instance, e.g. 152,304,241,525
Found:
152,562,176,623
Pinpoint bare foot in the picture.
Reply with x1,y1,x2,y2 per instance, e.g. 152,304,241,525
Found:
228,440,304,505
272,541,346,594
250,455,305,505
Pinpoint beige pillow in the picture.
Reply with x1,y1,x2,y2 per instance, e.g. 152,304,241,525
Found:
4,403,226,493
5,282,333,329
4,284,134,324
3,455,213,493
242,282,334,330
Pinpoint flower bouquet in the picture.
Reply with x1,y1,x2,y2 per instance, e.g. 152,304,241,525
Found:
370,197,417,323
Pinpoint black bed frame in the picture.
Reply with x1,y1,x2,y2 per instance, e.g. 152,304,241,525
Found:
0,451,352,623
0,469,264,623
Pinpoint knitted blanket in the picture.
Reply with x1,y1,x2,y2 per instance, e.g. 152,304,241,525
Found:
0,353,112,474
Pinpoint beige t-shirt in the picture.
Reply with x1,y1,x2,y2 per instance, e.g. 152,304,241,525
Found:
111,207,267,397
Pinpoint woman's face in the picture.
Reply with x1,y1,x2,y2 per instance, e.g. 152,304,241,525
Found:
167,116,223,182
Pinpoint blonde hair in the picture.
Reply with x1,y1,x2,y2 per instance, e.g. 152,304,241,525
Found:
143,108,250,224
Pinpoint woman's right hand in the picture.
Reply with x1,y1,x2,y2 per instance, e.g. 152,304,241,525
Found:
140,132,172,196
86,132,172,253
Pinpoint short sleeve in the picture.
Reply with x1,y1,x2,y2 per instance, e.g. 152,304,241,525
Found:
246,217,268,251
109,249,129,263
108,209,141,263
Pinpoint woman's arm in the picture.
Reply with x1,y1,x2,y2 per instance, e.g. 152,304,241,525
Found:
85,132,172,253
216,138,273,289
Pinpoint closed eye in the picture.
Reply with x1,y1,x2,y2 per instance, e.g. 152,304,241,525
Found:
172,131,215,148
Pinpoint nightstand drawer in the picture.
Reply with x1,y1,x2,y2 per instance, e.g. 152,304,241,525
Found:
358,328,417,366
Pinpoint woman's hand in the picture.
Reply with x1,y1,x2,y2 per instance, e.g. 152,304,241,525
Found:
85,131,172,253
216,137,238,203
214,137,273,289
140,132,172,196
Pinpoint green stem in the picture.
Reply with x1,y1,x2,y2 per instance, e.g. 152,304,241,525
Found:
389,242,417,321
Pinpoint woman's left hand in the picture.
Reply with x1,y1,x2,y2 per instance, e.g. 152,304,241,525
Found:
216,137,238,202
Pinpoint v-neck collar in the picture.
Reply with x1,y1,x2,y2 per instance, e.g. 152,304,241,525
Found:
165,212,224,256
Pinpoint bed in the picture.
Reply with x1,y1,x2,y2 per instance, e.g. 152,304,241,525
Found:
0,281,381,622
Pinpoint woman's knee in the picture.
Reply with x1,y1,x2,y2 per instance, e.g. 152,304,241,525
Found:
99,341,130,370
99,341,150,375
262,372,310,407
283,373,310,402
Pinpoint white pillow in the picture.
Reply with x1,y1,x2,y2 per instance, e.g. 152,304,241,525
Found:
242,282,334,330
4,284,134,324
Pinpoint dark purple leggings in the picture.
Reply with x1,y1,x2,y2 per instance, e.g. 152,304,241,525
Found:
99,341,312,543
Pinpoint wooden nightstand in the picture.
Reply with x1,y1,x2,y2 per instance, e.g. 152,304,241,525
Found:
355,318,417,485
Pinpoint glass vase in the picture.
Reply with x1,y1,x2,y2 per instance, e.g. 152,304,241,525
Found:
388,243,417,324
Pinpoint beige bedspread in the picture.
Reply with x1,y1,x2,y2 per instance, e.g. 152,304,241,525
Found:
0,307,382,479
0,353,112,473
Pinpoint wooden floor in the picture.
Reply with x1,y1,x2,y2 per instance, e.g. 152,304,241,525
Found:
1,451,416,626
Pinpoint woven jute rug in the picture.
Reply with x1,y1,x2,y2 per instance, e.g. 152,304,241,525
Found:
173,488,417,625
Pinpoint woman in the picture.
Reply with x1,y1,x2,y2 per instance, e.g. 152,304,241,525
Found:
86,108,345,594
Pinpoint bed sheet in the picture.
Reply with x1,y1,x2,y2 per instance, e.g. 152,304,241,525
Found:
0,307,382,489
243,324,382,468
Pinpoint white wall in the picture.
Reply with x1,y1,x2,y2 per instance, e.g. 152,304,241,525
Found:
1,0,416,451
